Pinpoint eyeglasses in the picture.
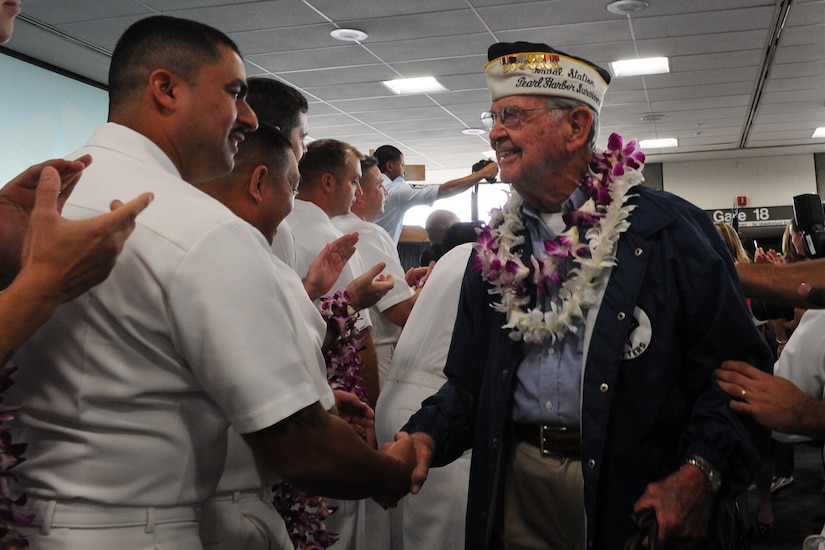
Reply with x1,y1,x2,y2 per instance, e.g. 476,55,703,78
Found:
480,106,568,131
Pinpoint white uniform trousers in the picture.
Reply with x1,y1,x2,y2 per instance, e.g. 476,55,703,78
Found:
19,498,201,550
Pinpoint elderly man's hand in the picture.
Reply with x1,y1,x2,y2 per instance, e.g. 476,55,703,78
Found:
632,465,711,547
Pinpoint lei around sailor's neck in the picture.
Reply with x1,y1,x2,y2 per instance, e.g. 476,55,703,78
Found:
472,133,644,345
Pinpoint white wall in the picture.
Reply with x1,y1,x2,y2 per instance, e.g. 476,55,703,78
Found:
662,154,816,209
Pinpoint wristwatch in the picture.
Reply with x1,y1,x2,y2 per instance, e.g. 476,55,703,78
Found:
685,454,721,495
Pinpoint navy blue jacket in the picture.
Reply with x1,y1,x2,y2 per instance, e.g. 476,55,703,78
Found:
403,185,771,549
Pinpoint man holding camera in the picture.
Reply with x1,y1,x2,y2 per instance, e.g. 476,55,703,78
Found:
371,144,498,243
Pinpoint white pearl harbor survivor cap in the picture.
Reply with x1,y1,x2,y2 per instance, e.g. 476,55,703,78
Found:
485,41,611,114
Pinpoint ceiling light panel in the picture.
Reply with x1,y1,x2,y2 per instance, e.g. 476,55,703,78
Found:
381,77,447,95
611,57,670,77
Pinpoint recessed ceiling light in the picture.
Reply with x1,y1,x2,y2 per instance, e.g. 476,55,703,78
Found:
607,0,649,15
462,128,487,136
611,57,669,77
640,113,666,123
381,77,447,95
812,127,825,138
330,28,368,42
640,138,678,149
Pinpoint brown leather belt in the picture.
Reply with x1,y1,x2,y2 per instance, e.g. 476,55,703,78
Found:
511,422,581,458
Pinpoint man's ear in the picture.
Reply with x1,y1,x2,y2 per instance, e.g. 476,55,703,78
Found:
248,165,268,204
566,106,593,151
320,172,336,196
148,69,180,111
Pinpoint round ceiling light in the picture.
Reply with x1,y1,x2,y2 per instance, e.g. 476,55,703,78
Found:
330,28,368,42
607,0,649,15
462,128,487,136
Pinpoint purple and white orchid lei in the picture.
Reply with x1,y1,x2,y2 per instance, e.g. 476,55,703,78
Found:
472,133,645,345
273,290,368,549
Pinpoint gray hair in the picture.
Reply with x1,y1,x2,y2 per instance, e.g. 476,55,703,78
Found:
547,97,599,151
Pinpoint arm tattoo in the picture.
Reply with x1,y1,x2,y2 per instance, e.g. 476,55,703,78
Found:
260,404,330,437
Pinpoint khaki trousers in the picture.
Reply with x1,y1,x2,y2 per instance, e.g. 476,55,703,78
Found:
494,440,586,550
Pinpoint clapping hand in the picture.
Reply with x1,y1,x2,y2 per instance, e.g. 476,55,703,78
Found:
346,262,394,310
303,233,358,301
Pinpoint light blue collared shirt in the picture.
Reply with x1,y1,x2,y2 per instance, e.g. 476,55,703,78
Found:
511,187,588,428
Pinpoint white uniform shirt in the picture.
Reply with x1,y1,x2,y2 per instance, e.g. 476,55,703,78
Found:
333,212,414,384
215,258,333,493
375,244,473,550
285,199,371,328
772,309,825,442
10,123,334,507
271,219,298,269
332,212,413,347
379,243,472,393
373,174,439,243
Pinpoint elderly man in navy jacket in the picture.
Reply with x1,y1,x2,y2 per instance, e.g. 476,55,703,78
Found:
398,41,771,549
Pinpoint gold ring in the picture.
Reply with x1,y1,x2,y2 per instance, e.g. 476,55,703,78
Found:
741,389,747,398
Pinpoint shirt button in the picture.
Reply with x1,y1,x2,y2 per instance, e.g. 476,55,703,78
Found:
502,369,508,379
617,311,626,321
600,383,609,393
635,247,644,256
588,459,596,469
545,400,553,411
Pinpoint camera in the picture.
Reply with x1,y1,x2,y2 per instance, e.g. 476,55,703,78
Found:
793,193,825,259
472,159,497,183
750,299,794,323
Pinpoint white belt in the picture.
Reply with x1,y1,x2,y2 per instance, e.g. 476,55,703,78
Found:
384,370,446,392
27,498,200,534
205,487,273,504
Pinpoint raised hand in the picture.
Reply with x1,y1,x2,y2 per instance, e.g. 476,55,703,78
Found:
0,155,93,284
303,232,359,300
346,261,394,310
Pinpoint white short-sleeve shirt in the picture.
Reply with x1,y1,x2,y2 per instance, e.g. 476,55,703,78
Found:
332,212,414,349
271,218,298,269
10,123,333,507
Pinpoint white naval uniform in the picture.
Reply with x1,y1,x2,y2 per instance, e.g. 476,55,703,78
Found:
10,123,334,549
375,243,473,550
332,212,414,385
271,218,298,269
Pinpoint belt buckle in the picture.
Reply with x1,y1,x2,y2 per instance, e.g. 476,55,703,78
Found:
539,425,566,456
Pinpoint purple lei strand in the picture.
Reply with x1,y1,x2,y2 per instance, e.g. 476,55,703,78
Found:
319,291,367,401
272,290,367,549
1,365,32,549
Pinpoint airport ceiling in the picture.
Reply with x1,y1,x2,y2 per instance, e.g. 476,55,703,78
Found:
4,0,825,173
